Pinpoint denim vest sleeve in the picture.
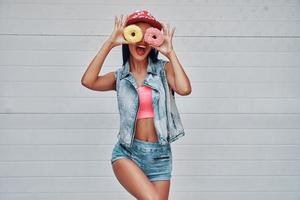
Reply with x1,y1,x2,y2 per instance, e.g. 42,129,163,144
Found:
114,68,122,92
159,59,186,143
159,60,175,97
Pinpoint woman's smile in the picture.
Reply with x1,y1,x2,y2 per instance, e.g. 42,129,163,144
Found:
136,45,147,56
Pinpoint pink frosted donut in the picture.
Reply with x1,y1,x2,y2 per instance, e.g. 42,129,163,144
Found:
144,27,164,47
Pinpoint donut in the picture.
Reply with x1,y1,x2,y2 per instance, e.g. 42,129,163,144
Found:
123,24,143,43
144,27,164,47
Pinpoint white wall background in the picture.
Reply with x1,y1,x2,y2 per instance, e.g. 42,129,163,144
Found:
1,0,300,199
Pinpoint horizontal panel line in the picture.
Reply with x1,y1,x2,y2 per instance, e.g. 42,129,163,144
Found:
1,128,300,131
1,160,300,163
1,127,300,130
1,143,300,145
1,81,300,83
1,2,300,6
2,18,300,22
1,33,300,38
3,50,300,53
1,113,300,114
0,159,299,162
0,191,299,194
1,174,300,177
1,128,300,130
1,144,300,146
1,65,300,69
0,159,300,164
1,65,300,68
1,175,300,178
1,97,300,99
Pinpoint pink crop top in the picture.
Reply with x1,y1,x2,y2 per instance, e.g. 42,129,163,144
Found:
137,85,154,119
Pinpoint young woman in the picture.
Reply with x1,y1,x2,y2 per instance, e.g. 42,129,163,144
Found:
81,10,191,200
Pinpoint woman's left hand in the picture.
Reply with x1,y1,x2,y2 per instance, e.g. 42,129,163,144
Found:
149,22,175,58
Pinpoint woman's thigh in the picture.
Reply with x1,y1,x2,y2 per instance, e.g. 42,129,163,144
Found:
112,158,160,200
152,180,171,200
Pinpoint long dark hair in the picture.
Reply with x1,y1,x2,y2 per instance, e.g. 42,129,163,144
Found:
122,44,159,66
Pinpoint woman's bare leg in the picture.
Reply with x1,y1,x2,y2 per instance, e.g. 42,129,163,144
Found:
152,180,171,200
112,158,160,200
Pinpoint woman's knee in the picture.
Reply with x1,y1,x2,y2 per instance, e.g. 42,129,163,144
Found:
139,193,161,200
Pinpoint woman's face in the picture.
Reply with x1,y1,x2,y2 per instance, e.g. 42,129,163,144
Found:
128,22,153,62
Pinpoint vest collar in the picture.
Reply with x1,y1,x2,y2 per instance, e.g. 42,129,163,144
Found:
121,57,158,79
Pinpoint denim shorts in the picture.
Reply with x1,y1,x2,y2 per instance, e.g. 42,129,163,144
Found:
111,138,172,181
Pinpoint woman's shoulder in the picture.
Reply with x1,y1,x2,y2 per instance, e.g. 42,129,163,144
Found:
156,58,168,67
114,67,123,80
156,58,169,76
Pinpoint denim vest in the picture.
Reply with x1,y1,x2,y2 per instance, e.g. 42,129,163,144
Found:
114,57,185,148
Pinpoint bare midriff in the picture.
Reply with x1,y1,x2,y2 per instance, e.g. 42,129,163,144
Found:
134,118,158,142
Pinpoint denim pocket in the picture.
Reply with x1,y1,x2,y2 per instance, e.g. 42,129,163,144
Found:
153,155,170,160
152,148,172,161
119,143,132,156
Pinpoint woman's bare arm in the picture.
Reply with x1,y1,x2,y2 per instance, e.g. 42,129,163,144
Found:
165,49,192,96
149,22,192,96
81,14,129,91
81,40,116,91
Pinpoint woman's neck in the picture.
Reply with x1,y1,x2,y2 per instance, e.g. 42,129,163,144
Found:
129,56,148,73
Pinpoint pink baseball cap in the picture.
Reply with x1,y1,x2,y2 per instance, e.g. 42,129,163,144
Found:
125,10,162,30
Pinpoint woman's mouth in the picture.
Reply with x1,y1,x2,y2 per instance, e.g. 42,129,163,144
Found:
136,45,146,56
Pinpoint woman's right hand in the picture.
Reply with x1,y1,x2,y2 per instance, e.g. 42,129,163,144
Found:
108,14,129,47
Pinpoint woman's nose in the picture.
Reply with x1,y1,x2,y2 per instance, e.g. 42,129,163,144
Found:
137,36,147,45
